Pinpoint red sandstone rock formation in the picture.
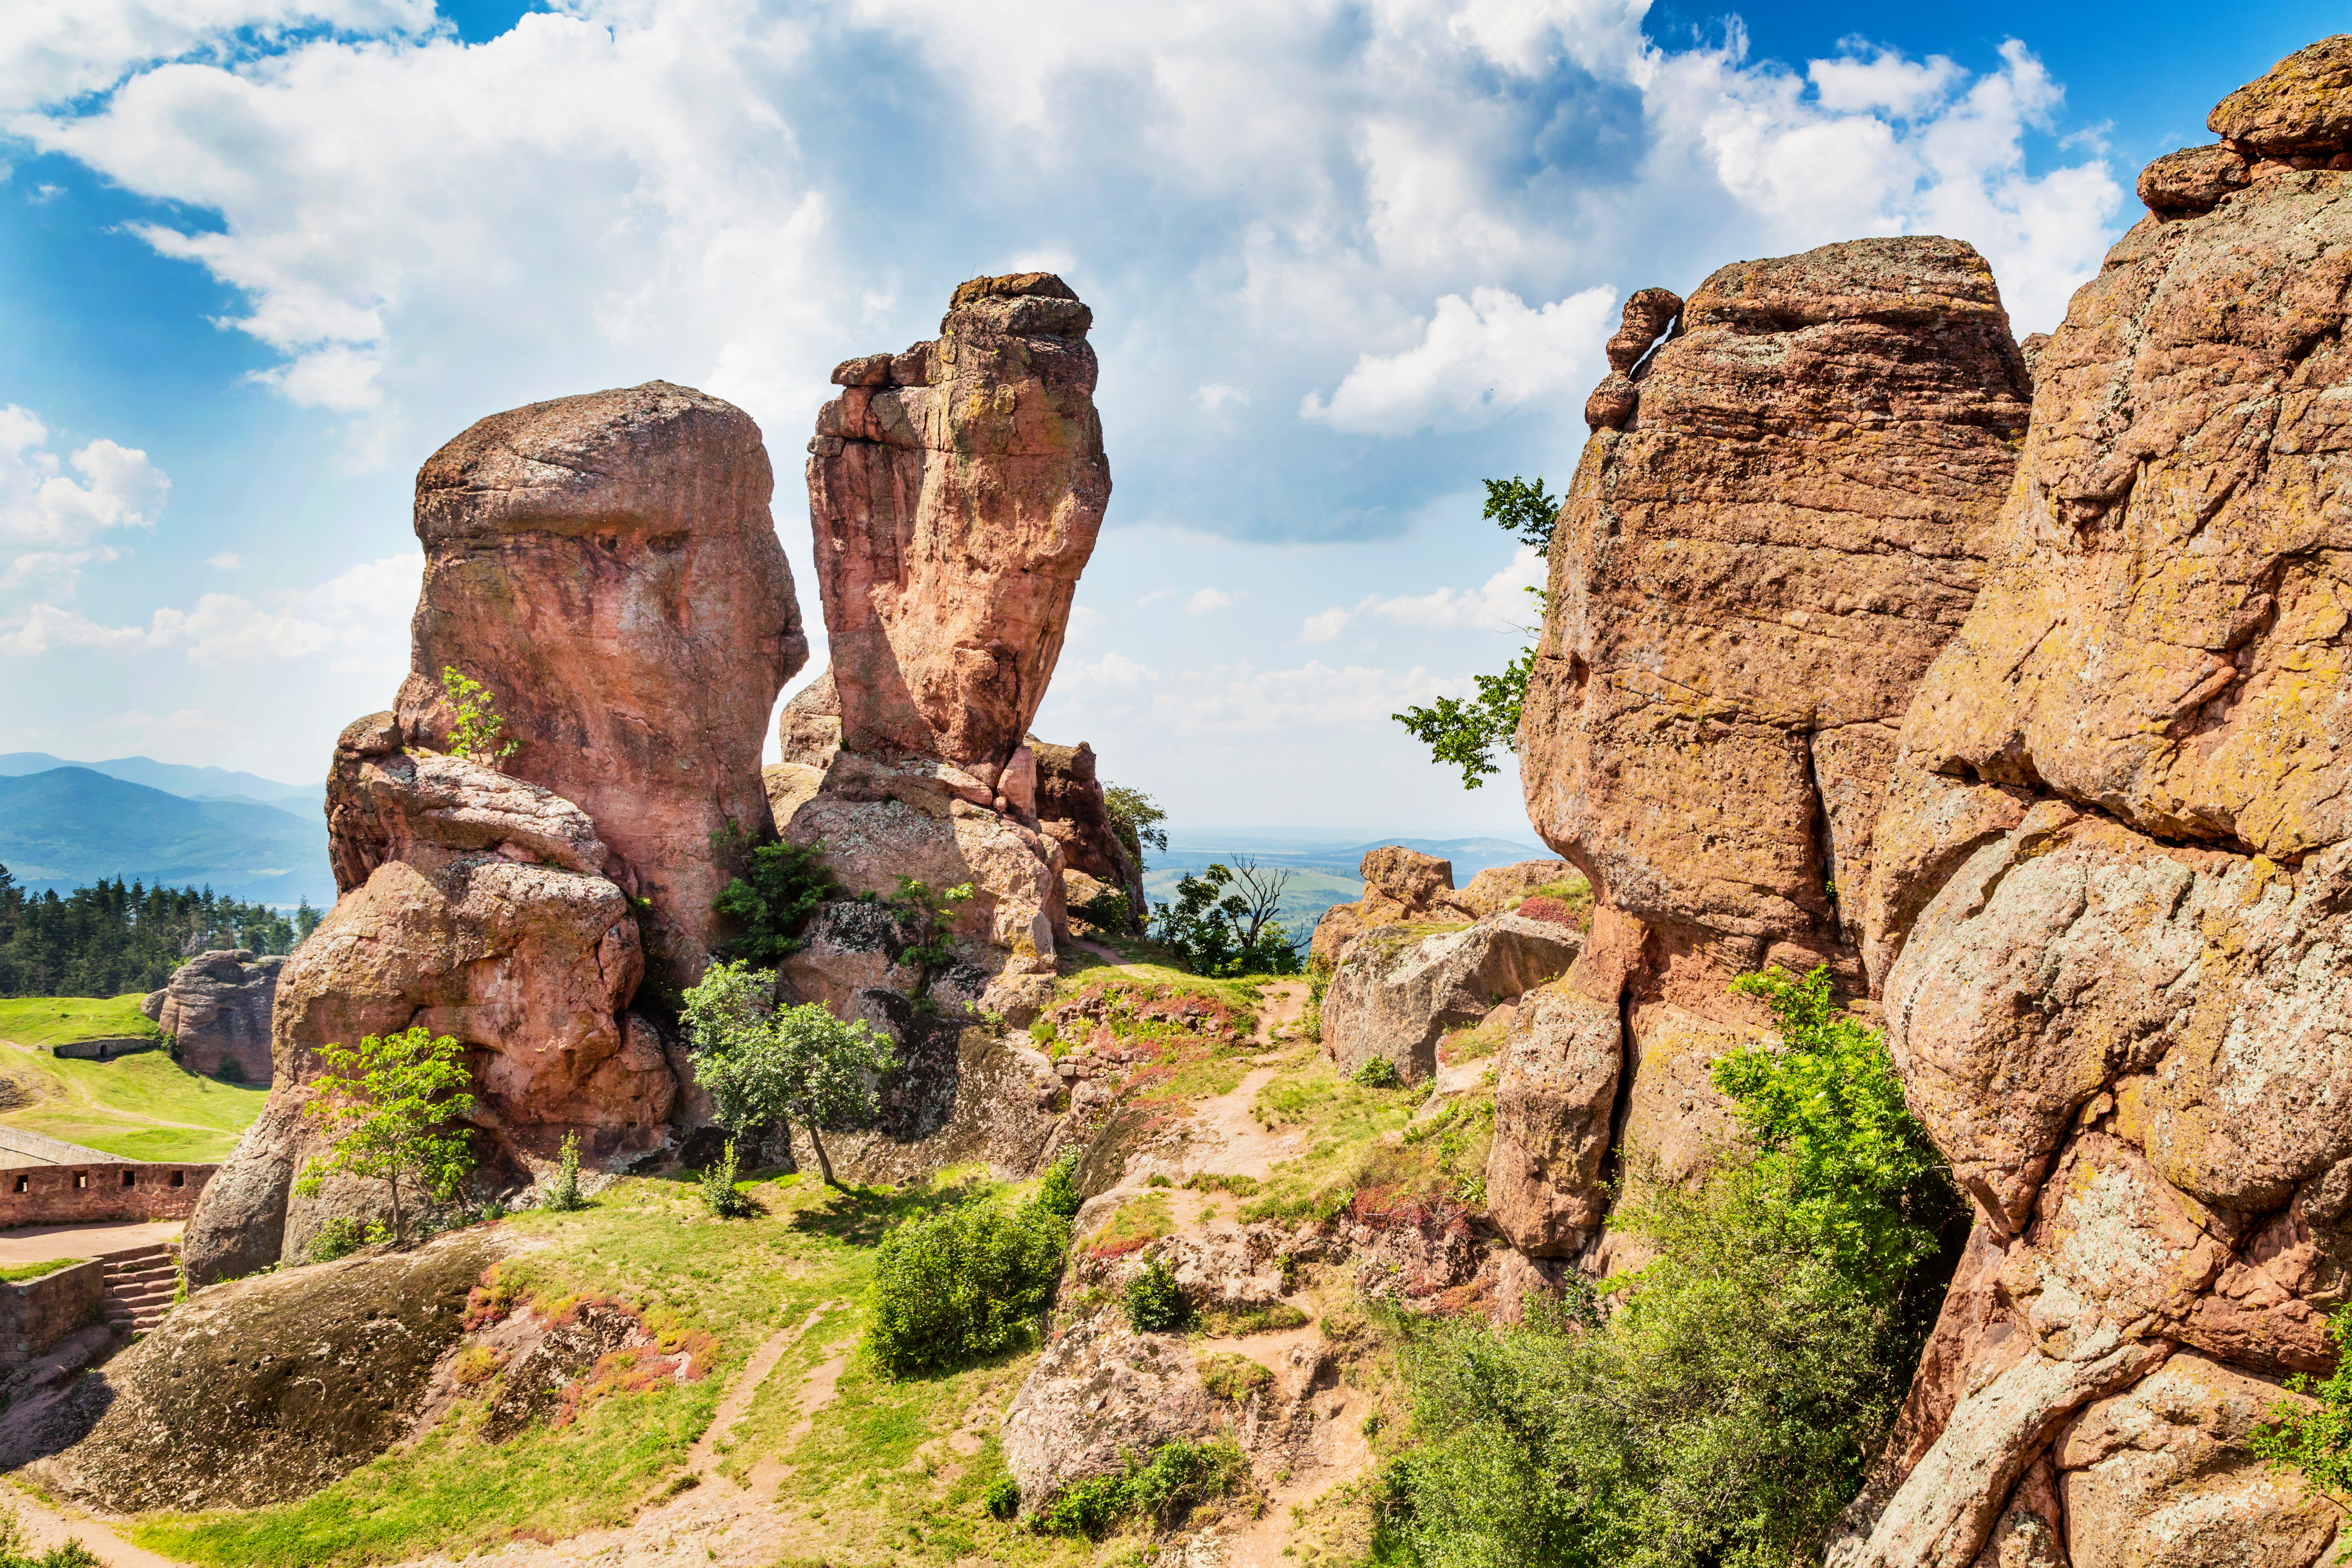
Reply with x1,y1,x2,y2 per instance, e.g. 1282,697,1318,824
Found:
778,274,1110,997
1834,40,2352,1564
1028,737,1144,918
143,950,279,1082
393,380,804,986
1495,235,2032,1266
1308,846,1473,966
806,273,1108,782
190,382,796,1283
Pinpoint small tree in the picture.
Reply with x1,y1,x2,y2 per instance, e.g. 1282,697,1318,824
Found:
296,1025,477,1243
1391,474,1556,789
441,665,518,768
710,822,834,964
1152,861,1302,976
2249,1304,2352,1510
680,959,898,1187
1103,785,1169,864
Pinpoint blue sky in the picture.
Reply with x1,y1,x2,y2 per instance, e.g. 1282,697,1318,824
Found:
1,0,2341,839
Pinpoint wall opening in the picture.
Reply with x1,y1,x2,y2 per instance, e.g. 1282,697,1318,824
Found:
169,1170,185,1189
10,1175,23,1194
121,1169,136,1188
73,1172,86,1189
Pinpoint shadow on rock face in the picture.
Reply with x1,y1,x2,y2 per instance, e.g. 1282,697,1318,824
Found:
12,1231,498,1512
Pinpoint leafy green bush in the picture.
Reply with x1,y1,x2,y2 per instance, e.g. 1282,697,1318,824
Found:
541,1131,588,1212
2250,1302,2352,1507
304,1217,390,1263
1074,888,1137,934
1352,1056,1402,1088
710,825,834,965
1033,1154,1082,1224
1377,965,1962,1568
865,1193,1071,1377
983,1477,1021,1520
1122,1254,1189,1333
697,1139,757,1218
1030,1437,1246,1537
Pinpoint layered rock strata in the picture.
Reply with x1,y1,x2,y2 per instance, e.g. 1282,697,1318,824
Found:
143,949,280,1081
1836,41,2352,1564
1502,235,2034,1263
778,273,1111,1008
190,383,796,1282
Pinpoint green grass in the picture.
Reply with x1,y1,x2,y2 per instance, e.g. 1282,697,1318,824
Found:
0,995,161,1049
0,1257,85,1282
0,1047,267,1163
129,1168,1123,1568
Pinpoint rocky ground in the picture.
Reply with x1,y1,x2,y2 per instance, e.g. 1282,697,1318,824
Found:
0,938,1534,1568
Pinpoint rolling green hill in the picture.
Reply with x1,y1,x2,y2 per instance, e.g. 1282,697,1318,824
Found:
0,995,265,1161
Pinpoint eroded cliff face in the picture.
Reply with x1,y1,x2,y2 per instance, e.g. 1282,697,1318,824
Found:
1501,236,2034,1264
774,273,1112,1022
1837,39,2352,1566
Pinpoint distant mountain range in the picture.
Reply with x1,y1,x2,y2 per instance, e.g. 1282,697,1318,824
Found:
0,765,333,906
0,752,323,811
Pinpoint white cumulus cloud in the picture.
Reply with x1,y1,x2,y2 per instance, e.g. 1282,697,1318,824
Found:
1185,587,1235,614
1301,545,1547,641
0,551,418,669
0,406,169,588
1301,286,1618,437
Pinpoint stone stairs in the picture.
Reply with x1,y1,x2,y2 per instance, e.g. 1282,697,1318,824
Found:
96,1242,178,1336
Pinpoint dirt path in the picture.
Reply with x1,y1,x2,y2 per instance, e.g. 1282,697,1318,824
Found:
1,1483,182,1568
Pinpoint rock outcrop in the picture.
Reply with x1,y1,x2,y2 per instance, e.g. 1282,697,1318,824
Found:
776,273,1111,1019
142,949,280,1081
1496,234,2034,1270
189,736,673,1282
1031,737,1145,919
19,1231,498,1510
1834,42,2352,1564
392,380,804,987
1309,846,1474,967
1320,912,1581,1084
190,382,796,1282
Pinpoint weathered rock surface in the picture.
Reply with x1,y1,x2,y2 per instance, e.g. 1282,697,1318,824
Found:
781,274,1111,1002
806,273,1109,780
2210,34,2352,154
1495,232,2034,1295
1485,981,1620,1256
1031,736,1144,918
1321,912,1581,1084
1452,859,1576,919
187,738,671,1283
18,1231,495,1509
1842,44,2352,1568
1524,236,2031,958
1308,846,1475,967
392,380,803,986
143,949,280,1082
